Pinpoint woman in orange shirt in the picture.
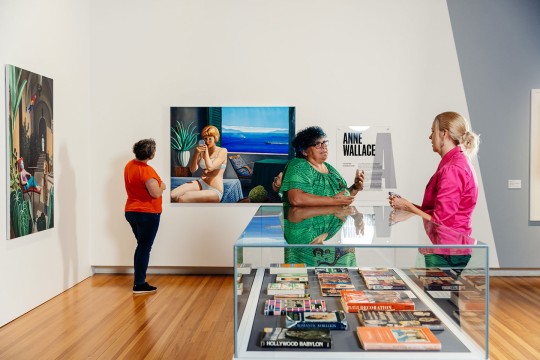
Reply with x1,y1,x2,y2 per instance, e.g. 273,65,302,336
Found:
124,139,166,294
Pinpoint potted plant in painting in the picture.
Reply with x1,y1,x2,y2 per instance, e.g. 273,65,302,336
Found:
171,120,198,176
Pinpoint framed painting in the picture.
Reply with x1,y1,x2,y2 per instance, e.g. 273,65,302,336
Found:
5,65,54,239
170,106,295,204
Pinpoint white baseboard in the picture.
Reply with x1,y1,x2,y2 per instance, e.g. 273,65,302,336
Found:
92,266,233,275
489,269,540,276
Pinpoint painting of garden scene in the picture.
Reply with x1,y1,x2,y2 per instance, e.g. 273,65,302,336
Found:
6,65,54,239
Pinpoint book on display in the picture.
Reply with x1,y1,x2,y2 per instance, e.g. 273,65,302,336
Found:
264,299,326,316
314,267,350,275
269,263,307,274
357,310,444,331
340,290,415,313
273,294,311,300
236,263,252,275
285,310,348,330
410,267,456,278
356,326,441,351
267,282,305,295
419,276,465,291
275,273,309,283
259,327,332,348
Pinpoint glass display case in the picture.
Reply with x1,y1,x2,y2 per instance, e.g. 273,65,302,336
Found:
233,204,489,359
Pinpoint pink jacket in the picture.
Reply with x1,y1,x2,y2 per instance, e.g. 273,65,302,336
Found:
421,146,478,237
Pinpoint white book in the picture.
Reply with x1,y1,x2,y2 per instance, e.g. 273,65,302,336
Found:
269,263,307,275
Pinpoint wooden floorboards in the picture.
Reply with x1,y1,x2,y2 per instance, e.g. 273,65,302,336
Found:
0,275,539,359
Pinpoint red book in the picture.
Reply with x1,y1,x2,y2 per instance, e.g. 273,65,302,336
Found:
340,290,415,313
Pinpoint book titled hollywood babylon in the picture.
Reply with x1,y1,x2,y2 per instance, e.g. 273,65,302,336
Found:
259,327,331,348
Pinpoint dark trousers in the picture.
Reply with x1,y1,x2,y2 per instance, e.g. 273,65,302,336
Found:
424,254,471,275
125,212,161,285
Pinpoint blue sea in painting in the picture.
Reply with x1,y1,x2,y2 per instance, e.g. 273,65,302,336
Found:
222,129,289,154
242,215,284,239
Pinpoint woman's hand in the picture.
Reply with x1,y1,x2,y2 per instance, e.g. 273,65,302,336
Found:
196,144,207,153
272,172,283,193
333,190,355,205
354,169,364,191
389,195,411,211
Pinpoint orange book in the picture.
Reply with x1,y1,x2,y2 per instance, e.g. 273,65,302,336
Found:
340,290,415,313
356,326,441,351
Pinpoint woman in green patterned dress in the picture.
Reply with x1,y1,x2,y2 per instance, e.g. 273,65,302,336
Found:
279,126,364,206
279,126,365,266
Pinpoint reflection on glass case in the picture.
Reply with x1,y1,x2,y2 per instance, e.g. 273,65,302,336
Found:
234,204,488,359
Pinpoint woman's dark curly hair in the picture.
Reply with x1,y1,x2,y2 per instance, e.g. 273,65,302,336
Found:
292,126,326,159
133,138,156,160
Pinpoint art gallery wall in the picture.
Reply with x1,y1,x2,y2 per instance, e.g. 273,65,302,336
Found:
3,0,539,329
0,0,92,326
87,0,497,269
447,0,540,267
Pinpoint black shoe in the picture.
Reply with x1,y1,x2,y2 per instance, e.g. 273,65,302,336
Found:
133,282,157,294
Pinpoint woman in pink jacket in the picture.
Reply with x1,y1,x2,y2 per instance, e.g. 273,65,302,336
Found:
389,111,480,268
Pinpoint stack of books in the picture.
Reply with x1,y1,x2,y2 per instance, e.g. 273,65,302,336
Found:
264,299,326,316
315,268,355,296
410,267,464,291
358,267,406,290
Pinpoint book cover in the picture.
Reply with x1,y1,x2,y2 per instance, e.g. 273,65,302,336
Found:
267,282,305,295
420,276,465,291
356,326,441,351
264,299,326,316
357,310,444,331
319,283,356,290
276,273,309,283
340,290,415,312
274,294,311,300
410,267,456,278
286,310,348,330
260,327,331,348
236,263,252,275
321,287,344,297
362,276,407,290
269,263,307,274
318,276,354,285
358,267,395,277
314,267,350,275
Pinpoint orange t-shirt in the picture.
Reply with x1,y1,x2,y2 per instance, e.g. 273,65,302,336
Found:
124,159,163,213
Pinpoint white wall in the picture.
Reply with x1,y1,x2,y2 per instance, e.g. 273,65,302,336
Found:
0,0,500,328
0,0,92,326
88,0,497,268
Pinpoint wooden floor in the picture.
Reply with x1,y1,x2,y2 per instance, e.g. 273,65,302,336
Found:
0,275,539,360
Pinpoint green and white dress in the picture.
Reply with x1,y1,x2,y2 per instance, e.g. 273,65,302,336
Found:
280,158,356,267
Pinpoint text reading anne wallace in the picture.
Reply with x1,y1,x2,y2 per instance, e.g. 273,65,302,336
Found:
342,132,375,157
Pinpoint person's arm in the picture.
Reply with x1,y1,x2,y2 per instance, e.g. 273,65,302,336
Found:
390,196,431,221
189,145,204,173
287,205,354,223
287,189,355,207
204,148,227,172
146,178,165,198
